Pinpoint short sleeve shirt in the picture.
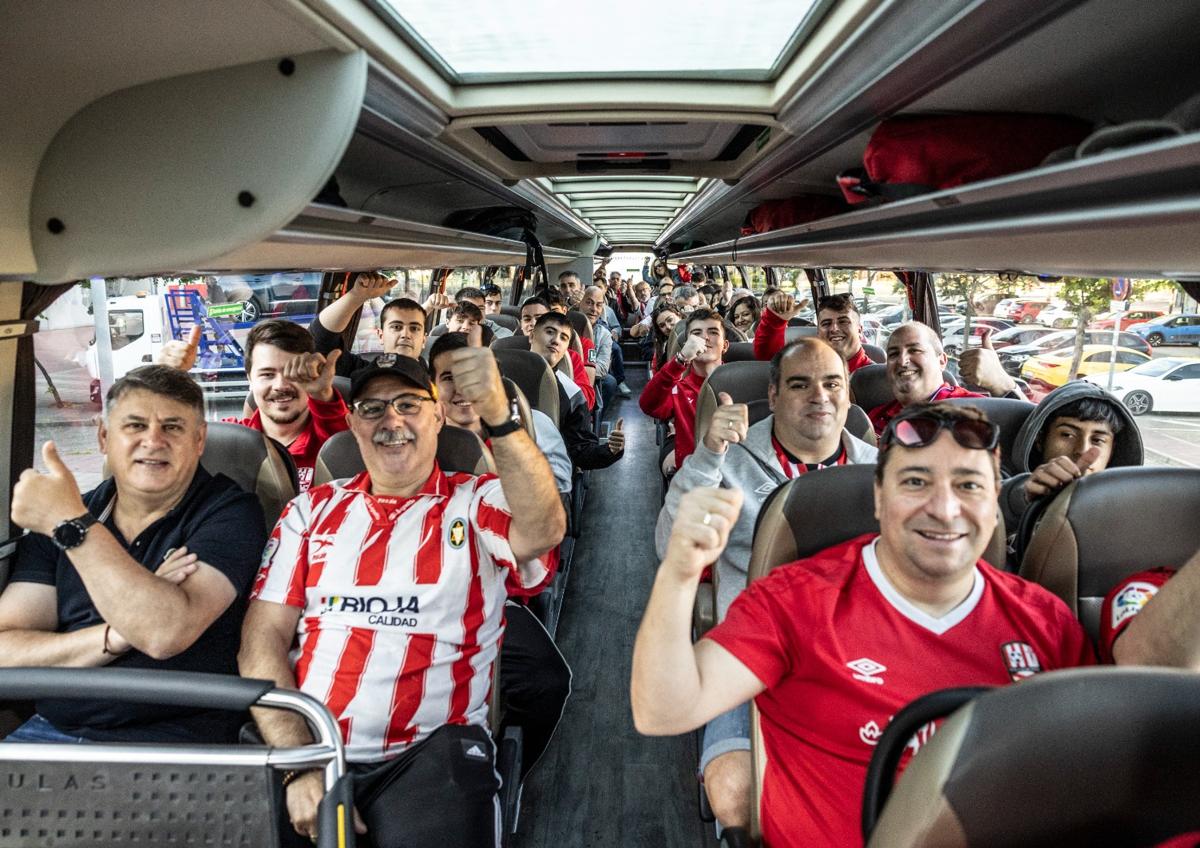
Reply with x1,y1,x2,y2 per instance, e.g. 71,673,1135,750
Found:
706,535,1094,848
1098,568,1175,663
8,468,266,742
251,465,551,763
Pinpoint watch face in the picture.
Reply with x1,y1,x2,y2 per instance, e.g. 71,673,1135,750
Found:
53,520,87,549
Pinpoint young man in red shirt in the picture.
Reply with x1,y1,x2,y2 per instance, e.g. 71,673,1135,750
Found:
868,321,984,435
755,291,879,372
639,308,729,472
518,296,596,410
158,320,348,492
632,403,1093,848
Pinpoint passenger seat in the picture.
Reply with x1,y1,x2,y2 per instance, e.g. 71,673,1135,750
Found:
1019,466,1200,642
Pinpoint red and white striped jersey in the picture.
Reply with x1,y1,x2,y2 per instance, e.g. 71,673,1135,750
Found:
251,464,552,762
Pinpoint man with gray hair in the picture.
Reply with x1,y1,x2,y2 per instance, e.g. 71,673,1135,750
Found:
0,365,265,743
868,321,983,435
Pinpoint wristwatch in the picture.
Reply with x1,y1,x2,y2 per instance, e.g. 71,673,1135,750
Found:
481,417,522,439
51,512,98,551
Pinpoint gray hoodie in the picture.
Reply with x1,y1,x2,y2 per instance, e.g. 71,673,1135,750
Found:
1011,381,1143,474
656,415,878,616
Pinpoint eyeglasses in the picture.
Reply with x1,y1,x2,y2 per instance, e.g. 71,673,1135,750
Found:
882,414,999,451
352,394,435,420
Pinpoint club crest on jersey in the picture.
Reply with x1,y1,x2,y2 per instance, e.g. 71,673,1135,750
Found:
847,657,887,685
448,518,467,549
1110,581,1160,630
1001,641,1043,681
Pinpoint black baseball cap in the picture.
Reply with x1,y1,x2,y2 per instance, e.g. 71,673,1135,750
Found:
349,354,436,402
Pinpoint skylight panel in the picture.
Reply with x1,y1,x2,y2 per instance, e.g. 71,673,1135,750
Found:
375,0,821,81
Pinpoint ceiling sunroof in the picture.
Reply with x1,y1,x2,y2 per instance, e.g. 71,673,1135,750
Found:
372,0,825,82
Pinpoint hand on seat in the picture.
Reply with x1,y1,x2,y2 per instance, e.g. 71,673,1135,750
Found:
702,392,749,454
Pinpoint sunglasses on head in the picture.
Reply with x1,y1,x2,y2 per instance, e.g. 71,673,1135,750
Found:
883,414,999,451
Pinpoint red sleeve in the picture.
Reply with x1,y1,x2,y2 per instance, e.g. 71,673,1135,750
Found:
868,401,898,436
307,393,350,441
639,357,687,420
1098,568,1175,663
705,569,795,689
753,309,787,361
568,350,596,410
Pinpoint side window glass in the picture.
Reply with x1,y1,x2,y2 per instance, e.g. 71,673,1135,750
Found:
1172,364,1200,380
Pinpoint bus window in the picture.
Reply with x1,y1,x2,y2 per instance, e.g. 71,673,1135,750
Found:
108,309,145,351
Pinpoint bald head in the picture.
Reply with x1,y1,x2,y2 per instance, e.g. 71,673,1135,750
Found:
580,286,607,322
886,321,948,405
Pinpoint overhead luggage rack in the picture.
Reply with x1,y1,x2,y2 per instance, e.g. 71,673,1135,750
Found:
667,132,1200,278
192,203,578,274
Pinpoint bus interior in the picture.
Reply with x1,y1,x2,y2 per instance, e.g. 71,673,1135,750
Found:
3,0,1200,846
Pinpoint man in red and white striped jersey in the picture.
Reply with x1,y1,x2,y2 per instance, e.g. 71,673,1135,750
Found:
238,346,565,847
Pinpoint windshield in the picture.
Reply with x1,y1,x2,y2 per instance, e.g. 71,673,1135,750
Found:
1127,359,1179,377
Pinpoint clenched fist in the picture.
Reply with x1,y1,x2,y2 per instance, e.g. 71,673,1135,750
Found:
662,487,744,582
678,334,707,363
764,292,803,321
281,350,342,403
449,325,509,426
702,392,749,454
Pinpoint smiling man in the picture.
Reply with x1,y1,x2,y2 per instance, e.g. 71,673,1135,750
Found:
632,403,1093,848
239,351,563,846
655,338,877,831
868,321,983,435
0,365,265,744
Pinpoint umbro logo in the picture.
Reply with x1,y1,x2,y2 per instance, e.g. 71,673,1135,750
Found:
847,657,887,685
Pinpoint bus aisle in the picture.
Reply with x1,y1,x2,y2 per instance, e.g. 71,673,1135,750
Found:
517,363,716,847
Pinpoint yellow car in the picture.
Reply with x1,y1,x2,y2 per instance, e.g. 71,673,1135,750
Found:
1021,344,1152,389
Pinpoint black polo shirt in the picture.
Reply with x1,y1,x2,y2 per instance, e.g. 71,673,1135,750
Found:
10,466,266,742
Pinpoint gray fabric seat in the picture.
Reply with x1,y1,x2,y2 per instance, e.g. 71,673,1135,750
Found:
942,396,1035,477
198,422,297,531
1019,466,1200,642
491,313,519,333
492,348,562,428
866,668,1200,847
863,343,886,363
723,341,756,362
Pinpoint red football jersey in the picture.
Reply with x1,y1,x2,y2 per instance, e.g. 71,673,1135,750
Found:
706,534,1094,848
1098,567,1175,663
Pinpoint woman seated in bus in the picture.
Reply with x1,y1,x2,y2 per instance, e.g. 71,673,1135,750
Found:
644,302,682,372
726,293,761,338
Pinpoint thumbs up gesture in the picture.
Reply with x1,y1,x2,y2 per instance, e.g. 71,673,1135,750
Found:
449,336,509,427
957,327,1016,396
156,325,203,371
282,349,342,403
607,418,626,455
12,442,88,536
702,391,750,454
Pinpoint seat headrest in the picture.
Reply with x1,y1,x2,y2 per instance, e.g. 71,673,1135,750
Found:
199,422,297,530
493,347,561,426
850,364,959,413
492,334,532,351
784,325,818,341
846,404,875,446
499,304,521,318
695,361,772,448
313,427,494,487
723,342,756,362
868,668,1200,848
502,377,537,439
862,343,886,364
1020,466,1200,642
564,310,592,339
491,313,519,332
942,396,1035,477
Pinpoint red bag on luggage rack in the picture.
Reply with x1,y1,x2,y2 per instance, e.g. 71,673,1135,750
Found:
836,113,1092,205
740,195,847,235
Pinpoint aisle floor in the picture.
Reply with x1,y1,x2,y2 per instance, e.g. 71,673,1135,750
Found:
515,364,717,847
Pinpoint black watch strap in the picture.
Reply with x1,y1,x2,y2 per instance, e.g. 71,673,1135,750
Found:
481,417,522,439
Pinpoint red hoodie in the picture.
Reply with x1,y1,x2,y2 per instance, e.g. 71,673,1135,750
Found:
639,357,707,465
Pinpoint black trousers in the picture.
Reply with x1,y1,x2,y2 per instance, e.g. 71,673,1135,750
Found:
497,601,572,778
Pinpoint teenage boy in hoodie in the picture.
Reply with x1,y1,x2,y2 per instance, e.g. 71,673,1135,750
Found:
654,337,877,833
1005,380,1143,566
